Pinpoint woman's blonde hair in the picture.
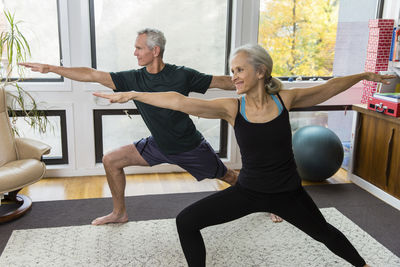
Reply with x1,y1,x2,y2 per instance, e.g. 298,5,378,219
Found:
230,44,283,94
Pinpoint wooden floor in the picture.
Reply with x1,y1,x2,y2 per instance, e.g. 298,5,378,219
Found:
20,168,350,202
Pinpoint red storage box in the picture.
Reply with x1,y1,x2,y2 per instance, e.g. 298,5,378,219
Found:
367,97,400,117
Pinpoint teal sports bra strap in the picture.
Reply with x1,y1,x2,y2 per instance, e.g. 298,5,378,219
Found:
271,94,283,115
240,95,249,121
241,94,282,121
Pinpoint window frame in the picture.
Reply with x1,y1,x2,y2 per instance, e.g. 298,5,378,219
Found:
9,109,69,165
89,0,233,71
377,0,385,18
89,0,232,164
257,0,383,83
257,0,341,81
3,0,65,83
88,0,97,69
290,105,352,112
257,0,383,108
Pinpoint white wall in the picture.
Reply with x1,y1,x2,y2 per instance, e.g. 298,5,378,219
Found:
333,0,378,76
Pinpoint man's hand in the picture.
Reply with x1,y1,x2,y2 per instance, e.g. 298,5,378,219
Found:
365,72,397,85
19,63,50,73
93,92,134,103
19,63,116,89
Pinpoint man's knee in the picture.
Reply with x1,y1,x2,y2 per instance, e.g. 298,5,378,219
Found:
102,144,149,169
102,152,118,169
102,148,128,170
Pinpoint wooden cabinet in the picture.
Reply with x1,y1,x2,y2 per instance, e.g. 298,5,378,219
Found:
353,105,400,199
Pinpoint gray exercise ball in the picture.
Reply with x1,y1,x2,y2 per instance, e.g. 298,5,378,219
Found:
292,125,344,182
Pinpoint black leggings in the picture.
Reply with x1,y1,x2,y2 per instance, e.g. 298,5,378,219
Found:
176,184,366,267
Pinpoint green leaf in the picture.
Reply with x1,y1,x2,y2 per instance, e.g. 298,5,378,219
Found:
2,9,52,135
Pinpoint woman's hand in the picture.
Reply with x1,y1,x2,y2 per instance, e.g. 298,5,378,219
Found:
364,72,397,85
93,92,135,103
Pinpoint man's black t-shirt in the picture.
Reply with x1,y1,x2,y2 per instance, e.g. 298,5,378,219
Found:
110,64,212,155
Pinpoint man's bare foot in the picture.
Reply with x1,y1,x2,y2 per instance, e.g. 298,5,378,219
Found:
219,169,239,185
270,213,283,223
91,212,129,225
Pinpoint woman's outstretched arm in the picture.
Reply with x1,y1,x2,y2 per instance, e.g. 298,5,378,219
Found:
93,91,238,125
282,72,396,109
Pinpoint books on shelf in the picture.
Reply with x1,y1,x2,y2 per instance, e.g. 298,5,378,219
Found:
390,27,400,62
389,27,396,61
373,92,400,103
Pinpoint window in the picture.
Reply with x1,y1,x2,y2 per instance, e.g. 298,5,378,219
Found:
93,110,227,163
1,0,62,80
9,110,69,165
189,116,225,154
258,1,380,172
289,106,354,170
258,0,339,78
90,0,231,164
89,0,230,74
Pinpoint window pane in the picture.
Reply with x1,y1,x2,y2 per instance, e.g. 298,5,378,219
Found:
1,0,60,79
190,116,220,151
289,110,353,169
10,116,63,159
258,0,339,77
93,0,227,74
102,114,151,154
102,114,221,154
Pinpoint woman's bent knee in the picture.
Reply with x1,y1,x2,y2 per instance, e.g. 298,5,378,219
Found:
176,212,188,231
176,209,198,233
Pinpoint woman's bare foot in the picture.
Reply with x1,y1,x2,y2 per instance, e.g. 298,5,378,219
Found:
91,212,129,225
270,213,283,223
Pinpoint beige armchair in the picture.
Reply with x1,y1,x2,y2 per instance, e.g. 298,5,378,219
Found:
0,88,51,223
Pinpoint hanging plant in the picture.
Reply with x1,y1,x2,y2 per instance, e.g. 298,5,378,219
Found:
0,10,50,135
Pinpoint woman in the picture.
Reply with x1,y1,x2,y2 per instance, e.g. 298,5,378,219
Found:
94,44,393,267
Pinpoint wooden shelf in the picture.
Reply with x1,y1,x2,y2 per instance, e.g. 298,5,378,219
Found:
352,104,400,125
352,105,400,200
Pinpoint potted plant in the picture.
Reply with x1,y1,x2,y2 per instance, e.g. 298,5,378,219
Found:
0,10,50,135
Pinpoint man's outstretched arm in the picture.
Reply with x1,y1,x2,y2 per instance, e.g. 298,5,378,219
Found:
209,75,236,91
19,63,116,90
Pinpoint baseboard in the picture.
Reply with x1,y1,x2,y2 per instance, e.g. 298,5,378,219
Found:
350,174,400,211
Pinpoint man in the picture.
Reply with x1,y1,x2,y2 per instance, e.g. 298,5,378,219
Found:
20,28,282,224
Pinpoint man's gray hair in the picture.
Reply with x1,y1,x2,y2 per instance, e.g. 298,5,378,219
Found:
137,28,166,57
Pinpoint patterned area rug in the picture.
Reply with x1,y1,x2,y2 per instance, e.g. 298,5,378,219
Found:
0,208,399,267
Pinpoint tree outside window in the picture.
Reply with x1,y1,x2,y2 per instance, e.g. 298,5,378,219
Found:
258,0,339,77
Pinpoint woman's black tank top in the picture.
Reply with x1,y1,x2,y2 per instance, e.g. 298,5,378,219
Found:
234,94,301,193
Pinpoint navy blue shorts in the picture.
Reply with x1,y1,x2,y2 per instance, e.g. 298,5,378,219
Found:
134,136,227,181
